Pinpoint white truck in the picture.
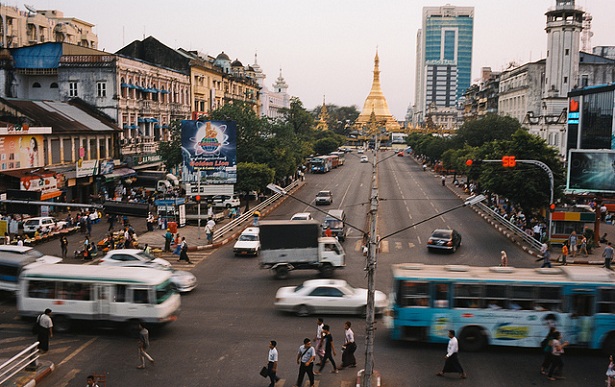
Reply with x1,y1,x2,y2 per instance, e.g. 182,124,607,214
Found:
259,220,345,279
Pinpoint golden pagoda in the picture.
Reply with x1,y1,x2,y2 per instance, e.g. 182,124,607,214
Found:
315,95,329,131
354,50,400,132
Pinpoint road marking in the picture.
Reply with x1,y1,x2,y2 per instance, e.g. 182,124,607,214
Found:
57,368,81,387
380,240,389,253
395,241,402,250
58,337,97,367
408,242,416,248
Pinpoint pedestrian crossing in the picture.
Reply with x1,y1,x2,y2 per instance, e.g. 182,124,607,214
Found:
157,250,213,270
352,239,416,254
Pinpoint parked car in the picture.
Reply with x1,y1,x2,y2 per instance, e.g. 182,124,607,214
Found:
23,217,68,235
427,229,462,252
211,194,241,208
98,249,171,267
360,155,369,163
122,264,197,293
233,227,260,256
315,190,333,205
274,279,387,317
290,212,312,221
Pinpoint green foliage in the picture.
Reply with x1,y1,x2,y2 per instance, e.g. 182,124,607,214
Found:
209,102,263,164
455,114,522,147
282,97,314,136
156,120,183,172
314,137,342,155
235,162,275,194
311,104,360,135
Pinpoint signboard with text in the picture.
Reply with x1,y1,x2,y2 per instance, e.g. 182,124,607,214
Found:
567,149,615,193
0,134,45,171
181,120,237,185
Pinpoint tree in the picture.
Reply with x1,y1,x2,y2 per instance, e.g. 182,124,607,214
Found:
311,104,360,135
156,120,183,173
282,97,314,136
455,114,521,147
209,102,264,164
236,162,275,211
313,137,341,155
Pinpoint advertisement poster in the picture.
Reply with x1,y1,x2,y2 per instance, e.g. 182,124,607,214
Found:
76,159,99,178
181,120,237,185
20,172,63,200
0,134,44,171
567,149,615,193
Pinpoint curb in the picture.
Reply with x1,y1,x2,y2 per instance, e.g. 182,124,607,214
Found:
22,361,54,387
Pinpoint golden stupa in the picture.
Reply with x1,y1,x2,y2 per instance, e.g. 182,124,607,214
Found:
354,50,400,132
315,95,329,131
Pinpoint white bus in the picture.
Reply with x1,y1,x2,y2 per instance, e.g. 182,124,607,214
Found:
18,264,181,332
0,246,62,293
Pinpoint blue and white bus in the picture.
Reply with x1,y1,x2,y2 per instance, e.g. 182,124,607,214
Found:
385,263,615,353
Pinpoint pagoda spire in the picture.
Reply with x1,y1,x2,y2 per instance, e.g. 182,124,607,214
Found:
315,95,329,131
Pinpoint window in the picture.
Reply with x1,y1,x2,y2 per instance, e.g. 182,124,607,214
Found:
133,289,149,304
454,284,482,308
310,287,344,297
433,283,449,308
115,285,126,303
96,82,107,97
536,287,562,311
565,49,569,56
28,280,56,299
598,288,615,313
50,82,58,88
57,282,91,300
510,286,534,310
32,82,41,88
69,82,78,97
484,284,507,309
398,281,429,307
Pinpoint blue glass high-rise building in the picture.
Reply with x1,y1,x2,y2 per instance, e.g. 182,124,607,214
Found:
414,5,474,124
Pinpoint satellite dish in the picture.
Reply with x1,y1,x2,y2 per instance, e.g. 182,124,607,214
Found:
24,4,37,14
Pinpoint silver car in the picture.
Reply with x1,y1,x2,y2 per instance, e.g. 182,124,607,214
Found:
123,264,197,293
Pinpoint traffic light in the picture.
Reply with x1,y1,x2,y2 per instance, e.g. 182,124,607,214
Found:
195,195,201,203
465,159,481,167
502,155,516,168
465,159,473,167
549,203,556,212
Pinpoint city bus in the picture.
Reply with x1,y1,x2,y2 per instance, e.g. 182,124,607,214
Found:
18,264,181,332
310,157,331,173
330,151,345,166
384,263,615,353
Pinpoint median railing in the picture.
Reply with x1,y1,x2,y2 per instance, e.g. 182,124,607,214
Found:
475,201,543,251
0,342,39,385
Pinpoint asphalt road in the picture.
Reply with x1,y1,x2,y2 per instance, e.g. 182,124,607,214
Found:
0,150,608,386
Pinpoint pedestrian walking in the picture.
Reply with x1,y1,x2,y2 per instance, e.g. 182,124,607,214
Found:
547,331,568,380
606,354,615,387
267,340,280,387
569,231,578,257
107,214,115,232
339,321,357,369
36,308,53,353
206,217,215,245
437,330,467,379
603,242,614,270
315,324,338,375
253,210,261,226
314,318,325,366
86,375,100,387
60,236,68,259
560,242,569,265
500,250,508,267
540,326,557,375
536,242,552,268
136,323,154,369
579,235,589,257
164,228,173,252
86,215,92,235
179,237,192,264
143,243,151,255
146,212,155,232
441,175,446,186
294,338,316,387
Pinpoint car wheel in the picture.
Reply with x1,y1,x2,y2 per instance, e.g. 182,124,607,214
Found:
53,315,71,333
274,266,289,280
295,305,312,317
319,264,334,278
459,327,487,352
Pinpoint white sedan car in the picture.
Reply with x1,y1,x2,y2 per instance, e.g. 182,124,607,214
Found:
98,249,171,267
122,264,197,293
275,279,387,317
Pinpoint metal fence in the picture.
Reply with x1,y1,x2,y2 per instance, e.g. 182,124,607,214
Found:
0,341,39,385
212,180,301,242
475,201,543,252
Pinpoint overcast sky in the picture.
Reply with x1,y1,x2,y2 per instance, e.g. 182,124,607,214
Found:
20,0,614,119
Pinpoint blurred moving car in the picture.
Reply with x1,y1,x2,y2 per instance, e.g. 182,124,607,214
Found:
397,151,404,157
98,249,171,267
211,194,241,208
427,229,462,252
315,190,333,205
0,245,62,292
275,279,387,317
290,212,312,221
360,155,369,163
233,227,260,256
123,264,197,293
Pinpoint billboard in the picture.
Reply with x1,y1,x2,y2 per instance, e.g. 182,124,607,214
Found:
181,120,237,185
567,149,615,193
0,134,45,171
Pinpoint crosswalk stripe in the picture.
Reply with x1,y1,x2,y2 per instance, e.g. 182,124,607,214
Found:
379,240,389,253
395,241,402,250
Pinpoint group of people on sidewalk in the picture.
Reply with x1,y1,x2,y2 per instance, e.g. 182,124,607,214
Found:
264,318,357,387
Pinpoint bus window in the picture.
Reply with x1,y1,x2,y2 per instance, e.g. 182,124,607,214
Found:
433,283,449,308
155,281,174,304
570,294,594,316
454,284,482,308
484,284,506,309
398,281,429,307
133,289,149,304
115,285,126,303
510,286,533,310
536,287,562,311
598,288,615,313
28,280,56,299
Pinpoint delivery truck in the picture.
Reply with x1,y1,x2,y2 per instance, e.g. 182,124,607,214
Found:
259,220,345,279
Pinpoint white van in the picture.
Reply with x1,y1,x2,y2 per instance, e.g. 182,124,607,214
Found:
233,227,260,256
18,264,181,332
23,217,68,235
0,246,62,293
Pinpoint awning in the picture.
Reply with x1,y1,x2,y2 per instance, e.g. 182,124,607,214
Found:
160,89,170,94
138,117,145,123
104,168,137,180
41,189,62,201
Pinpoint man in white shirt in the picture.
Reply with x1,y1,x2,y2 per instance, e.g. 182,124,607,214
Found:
37,308,53,353
339,321,357,369
267,340,280,387
294,338,316,387
437,330,466,379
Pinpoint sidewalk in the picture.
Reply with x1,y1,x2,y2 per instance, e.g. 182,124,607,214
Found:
0,359,54,387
